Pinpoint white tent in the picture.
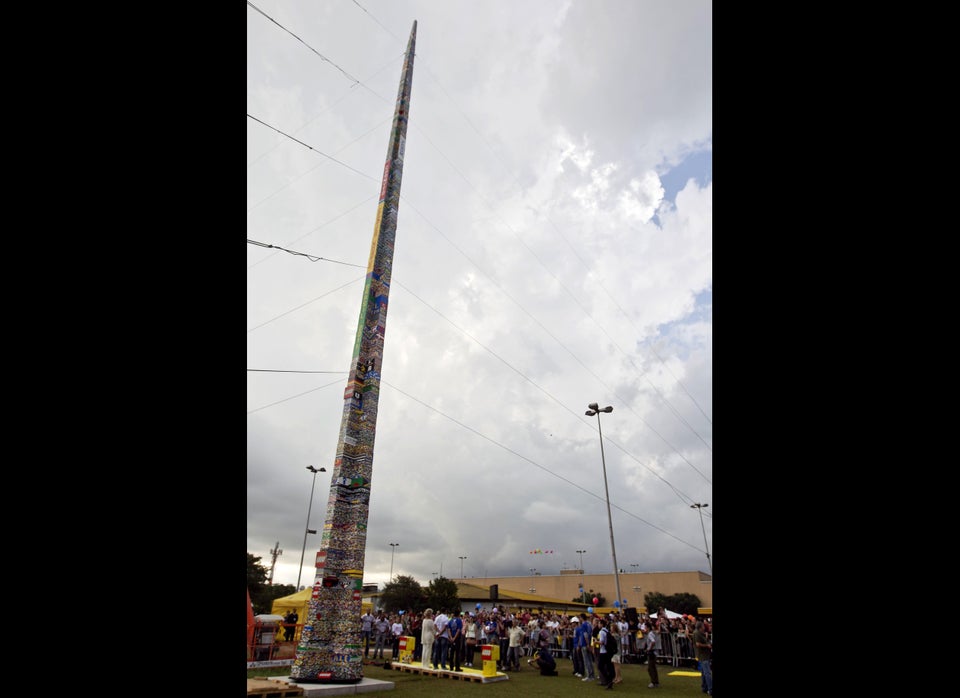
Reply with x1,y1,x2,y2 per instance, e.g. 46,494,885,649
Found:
649,609,684,619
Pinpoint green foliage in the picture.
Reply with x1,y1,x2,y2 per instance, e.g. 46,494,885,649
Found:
644,591,668,613
247,552,296,615
665,592,702,616
642,591,701,616
248,552,268,591
572,590,606,606
425,576,460,612
378,574,428,613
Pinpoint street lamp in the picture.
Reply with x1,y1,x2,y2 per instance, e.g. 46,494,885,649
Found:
459,556,467,578
690,503,712,574
297,466,326,591
389,542,399,582
586,402,622,613
576,549,587,602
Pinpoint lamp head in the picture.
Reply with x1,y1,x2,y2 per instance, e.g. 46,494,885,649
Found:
588,403,599,411
601,406,613,413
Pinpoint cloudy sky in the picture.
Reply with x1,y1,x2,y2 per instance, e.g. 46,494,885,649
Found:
247,0,712,596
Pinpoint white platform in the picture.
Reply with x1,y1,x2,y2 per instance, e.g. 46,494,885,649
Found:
271,675,395,696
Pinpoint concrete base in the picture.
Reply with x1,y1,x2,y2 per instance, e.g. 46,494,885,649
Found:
270,676,395,696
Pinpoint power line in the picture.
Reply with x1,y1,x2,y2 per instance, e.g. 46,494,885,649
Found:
247,238,366,267
247,1,361,85
246,113,376,182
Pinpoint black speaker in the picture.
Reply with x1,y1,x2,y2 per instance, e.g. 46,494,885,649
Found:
625,606,639,629
490,584,498,600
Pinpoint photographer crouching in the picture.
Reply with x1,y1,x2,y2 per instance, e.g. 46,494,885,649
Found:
527,620,558,676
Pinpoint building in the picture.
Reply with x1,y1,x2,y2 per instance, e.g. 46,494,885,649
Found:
456,569,712,612
364,569,712,615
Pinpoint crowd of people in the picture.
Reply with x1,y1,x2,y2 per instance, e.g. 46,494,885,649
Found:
358,605,712,694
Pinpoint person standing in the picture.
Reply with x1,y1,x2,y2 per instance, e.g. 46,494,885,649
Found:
420,608,437,670
283,609,298,642
360,609,375,657
645,621,661,688
577,613,596,682
409,611,422,661
506,620,524,670
617,614,630,662
463,613,478,667
390,614,404,660
483,612,499,663
596,618,614,689
570,618,585,677
434,609,450,670
448,610,464,671
497,613,509,670
693,620,712,695
610,620,623,685
373,611,389,659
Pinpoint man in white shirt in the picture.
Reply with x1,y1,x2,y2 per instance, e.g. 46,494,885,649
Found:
433,610,450,669
373,612,390,659
361,610,376,658
645,623,661,688
391,615,405,660
617,616,630,660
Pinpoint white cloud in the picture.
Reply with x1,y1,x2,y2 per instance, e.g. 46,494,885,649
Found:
248,0,711,591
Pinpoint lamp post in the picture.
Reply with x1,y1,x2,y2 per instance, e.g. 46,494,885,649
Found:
576,549,587,602
389,542,399,582
459,556,467,579
586,402,622,613
297,466,326,591
690,503,712,574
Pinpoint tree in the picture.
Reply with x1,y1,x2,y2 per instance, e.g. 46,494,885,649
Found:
644,591,669,614
578,590,606,607
664,592,701,617
247,551,296,615
642,591,701,617
378,574,427,613
248,552,268,591
425,576,460,612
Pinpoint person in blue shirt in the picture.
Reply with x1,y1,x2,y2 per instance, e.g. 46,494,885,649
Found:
576,613,596,681
448,610,464,671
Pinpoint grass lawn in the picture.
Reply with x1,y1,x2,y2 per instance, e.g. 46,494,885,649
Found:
248,656,709,697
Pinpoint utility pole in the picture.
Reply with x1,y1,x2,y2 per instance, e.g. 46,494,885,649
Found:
292,20,418,685
268,541,282,585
